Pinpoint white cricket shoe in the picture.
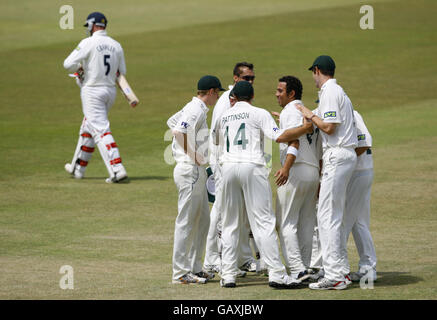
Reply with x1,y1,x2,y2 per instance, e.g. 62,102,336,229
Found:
195,271,215,280
105,168,128,183
204,264,221,274
269,274,301,289
240,259,259,272
350,267,377,282
172,272,207,284
64,163,83,179
309,278,348,290
220,278,236,288
345,274,352,285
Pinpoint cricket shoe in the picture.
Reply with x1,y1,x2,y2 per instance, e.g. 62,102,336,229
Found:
295,270,313,283
240,259,259,272
220,278,236,288
306,269,322,282
172,272,207,284
64,163,83,179
105,168,128,183
195,271,215,280
350,267,377,283
203,264,221,274
269,274,301,289
344,274,352,285
309,278,348,290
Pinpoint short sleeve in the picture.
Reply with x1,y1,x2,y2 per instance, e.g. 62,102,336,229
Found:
259,109,283,141
319,88,342,123
173,104,200,134
355,112,372,148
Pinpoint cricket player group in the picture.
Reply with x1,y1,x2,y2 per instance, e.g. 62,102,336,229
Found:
63,12,377,291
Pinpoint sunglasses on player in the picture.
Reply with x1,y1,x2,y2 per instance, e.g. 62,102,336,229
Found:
241,75,255,81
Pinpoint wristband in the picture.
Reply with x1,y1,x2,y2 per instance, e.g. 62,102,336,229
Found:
287,146,299,157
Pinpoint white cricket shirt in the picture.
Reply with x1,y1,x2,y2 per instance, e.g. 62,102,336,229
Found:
64,30,127,87
170,97,209,165
279,100,320,169
317,79,358,151
354,110,373,171
214,101,282,166
209,85,233,165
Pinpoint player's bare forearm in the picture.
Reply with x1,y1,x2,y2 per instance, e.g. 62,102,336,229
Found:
275,140,298,186
275,154,296,186
174,131,204,165
276,121,312,143
295,103,337,135
355,146,369,156
310,115,337,135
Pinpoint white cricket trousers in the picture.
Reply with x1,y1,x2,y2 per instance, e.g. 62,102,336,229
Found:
220,162,287,282
275,163,319,276
341,168,376,273
172,163,210,280
203,164,258,269
81,86,116,136
80,85,125,175
318,147,357,282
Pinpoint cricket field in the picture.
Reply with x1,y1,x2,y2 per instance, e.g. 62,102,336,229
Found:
0,0,436,300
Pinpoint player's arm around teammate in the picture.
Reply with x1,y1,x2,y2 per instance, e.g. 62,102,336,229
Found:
296,55,358,290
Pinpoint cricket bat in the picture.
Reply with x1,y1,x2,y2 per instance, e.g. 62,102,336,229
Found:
116,74,139,108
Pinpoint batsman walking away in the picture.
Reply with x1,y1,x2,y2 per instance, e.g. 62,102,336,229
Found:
63,12,133,183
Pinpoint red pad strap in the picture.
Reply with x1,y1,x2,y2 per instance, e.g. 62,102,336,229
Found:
110,158,122,165
101,132,112,138
81,133,92,138
78,160,88,167
105,142,118,150
81,146,95,153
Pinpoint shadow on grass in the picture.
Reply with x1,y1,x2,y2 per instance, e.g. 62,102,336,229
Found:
210,272,423,289
373,272,423,287
83,176,170,181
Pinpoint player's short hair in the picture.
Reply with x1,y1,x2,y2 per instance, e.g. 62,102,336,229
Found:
314,67,335,77
233,62,254,77
278,76,303,100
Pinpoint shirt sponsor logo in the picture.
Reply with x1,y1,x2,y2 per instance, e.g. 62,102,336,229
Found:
180,121,188,129
358,134,366,141
273,127,279,132
324,111,337,118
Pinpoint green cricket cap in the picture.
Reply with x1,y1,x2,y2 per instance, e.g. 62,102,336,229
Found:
197,75,226,91
308,55,336,71
230,80,254,100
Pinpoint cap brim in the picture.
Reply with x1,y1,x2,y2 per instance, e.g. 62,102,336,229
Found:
308,65,315,71
219,87,226,91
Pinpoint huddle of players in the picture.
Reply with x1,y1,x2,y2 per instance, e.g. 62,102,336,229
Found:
168,56,377,290
62,13,376,290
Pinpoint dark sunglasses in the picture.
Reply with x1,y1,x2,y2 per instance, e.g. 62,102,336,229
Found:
241,75,255,81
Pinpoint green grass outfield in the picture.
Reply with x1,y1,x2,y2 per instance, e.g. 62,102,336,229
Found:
0,0,436,299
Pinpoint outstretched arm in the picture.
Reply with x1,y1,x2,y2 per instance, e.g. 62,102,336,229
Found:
276,117,313,143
